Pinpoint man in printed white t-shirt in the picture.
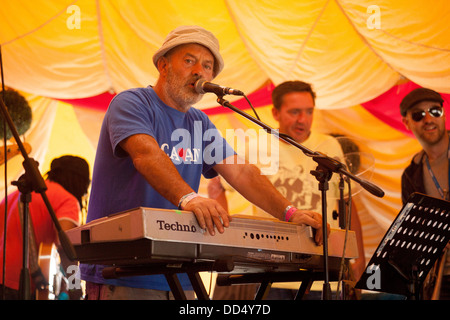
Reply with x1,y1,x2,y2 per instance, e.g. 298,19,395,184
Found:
210,81,365,299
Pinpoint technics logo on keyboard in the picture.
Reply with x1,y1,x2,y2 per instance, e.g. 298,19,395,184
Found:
156,220,198,233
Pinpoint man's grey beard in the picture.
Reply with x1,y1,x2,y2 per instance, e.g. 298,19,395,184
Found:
164,65,203,112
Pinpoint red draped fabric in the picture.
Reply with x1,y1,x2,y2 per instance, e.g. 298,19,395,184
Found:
59,81,450,135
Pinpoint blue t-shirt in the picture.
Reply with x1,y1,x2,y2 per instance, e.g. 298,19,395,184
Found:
80,87,235,291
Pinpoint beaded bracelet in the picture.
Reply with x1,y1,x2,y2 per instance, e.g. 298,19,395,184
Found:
178,192,199,210
283,205,297,222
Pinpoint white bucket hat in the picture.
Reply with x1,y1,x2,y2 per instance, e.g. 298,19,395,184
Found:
152,25,224,77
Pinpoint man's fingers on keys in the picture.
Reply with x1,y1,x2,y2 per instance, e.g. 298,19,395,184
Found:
201,209,216,236
192,208,207,231
216,204,231,228
209,206,227,234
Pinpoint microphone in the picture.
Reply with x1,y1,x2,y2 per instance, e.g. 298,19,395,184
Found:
194,80,244,96
360,179,385,198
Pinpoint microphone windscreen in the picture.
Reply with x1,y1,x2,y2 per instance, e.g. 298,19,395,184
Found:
194,80,206,94
0,89,32,139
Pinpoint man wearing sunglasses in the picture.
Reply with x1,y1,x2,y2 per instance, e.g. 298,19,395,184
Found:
400,88,447,203
400,87,449,300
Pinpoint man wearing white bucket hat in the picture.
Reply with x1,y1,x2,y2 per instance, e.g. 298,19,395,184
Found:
81,25,326,300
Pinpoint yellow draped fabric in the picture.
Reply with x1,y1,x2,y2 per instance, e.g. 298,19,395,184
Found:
1,0,449,106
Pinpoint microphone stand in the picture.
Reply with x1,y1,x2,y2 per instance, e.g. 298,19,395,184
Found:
0,96,77,300
216,96,384,300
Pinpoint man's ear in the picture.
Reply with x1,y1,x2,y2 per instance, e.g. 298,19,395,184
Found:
157,56,169,76
272,107,280,122
401,116,411,131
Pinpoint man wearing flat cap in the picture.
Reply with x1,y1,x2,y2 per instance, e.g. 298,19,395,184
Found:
400,87,450,300
81,25,326,300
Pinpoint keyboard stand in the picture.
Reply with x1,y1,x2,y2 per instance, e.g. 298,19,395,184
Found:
102,259,234,300
216,269,343,300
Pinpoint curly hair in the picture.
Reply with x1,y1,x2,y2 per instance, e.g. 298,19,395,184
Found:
45,155,90,211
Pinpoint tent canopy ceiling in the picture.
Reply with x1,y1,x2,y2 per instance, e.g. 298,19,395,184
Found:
1,0,449,110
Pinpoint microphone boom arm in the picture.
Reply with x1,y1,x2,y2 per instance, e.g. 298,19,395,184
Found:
216,96,384,198
216,95,384,300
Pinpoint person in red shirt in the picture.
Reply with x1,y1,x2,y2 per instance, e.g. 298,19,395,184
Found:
0,155,90,300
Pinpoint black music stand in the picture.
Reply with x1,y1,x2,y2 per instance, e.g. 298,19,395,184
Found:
356,193,450,300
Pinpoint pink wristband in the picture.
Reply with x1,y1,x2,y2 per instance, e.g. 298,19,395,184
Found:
284,205,297,222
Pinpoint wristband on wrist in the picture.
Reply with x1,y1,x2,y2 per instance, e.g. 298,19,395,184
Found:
283,205,297,222
178,192,199,210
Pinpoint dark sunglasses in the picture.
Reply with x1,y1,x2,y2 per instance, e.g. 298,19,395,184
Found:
410,106,444,122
